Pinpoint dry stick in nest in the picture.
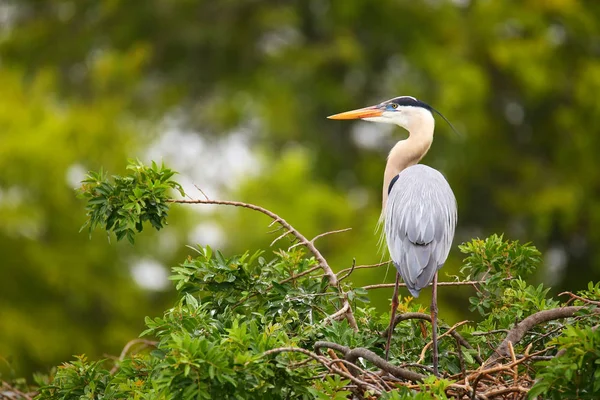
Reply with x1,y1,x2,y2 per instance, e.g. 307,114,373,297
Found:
263,347,383,394
381,312,484,365
171,198,358,331
469,346,549,400
314,341,425,383
326,349,392,392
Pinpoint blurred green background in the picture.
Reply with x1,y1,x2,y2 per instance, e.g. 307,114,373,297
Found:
2,0,600,378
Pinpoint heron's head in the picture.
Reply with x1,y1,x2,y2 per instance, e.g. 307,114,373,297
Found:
327,96,434,131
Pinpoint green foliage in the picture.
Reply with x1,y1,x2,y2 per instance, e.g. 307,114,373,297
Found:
460,234,548,320
78,160,185,244
4,170,595,399
529,325,600,399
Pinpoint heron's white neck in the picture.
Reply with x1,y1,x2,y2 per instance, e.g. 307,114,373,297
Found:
382,112,435,208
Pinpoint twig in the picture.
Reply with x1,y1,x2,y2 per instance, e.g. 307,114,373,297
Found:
311,228,352,243
288,228,352,250
417,320,469,364
277,264,322,286
270,229,293,247
193,184,210,201
399,363,436,374
559,291,600,306
323,302,350,325
482,386,529,397
110,339,158,374
472,348,547,381
326,351,392,391
471,329,510,336
170,198,359,331
363,280,485,290
336,261,390,278
338,259,356,282
329,364,383,395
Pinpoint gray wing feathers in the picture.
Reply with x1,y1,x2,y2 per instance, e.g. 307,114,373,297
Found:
385,165,457,297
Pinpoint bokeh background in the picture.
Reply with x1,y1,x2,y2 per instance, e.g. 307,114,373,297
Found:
2,0,600,378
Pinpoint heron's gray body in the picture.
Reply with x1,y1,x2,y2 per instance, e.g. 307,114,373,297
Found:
385,164,457,297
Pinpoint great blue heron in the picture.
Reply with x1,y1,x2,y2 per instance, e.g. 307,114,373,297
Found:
328,96,457,376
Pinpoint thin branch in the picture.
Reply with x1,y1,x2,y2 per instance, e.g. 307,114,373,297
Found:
336,261,390,278
270,229,293,247
170,198,359,331
559,291,600,306
337,259,356,282
110,339,158,374
417,320,469,364
471,329,510,336
311,228,352,243
277,264,322,285
323,302,350,325
329,364,383,395
288,228,352,250
363,280,484,290
326,351,392,392
399,363,436,374
193,184,210,201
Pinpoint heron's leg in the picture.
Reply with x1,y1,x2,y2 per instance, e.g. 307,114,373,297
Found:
431,271,439,377
385,272,401,360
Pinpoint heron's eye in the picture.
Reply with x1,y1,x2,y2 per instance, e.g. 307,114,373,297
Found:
390,103,398,109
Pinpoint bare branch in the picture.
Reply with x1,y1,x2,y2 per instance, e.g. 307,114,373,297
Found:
270,229,293,247
264,346,381,394
559,291,600,306
193,184,210,201
110,339,158,374
311,228,352,243
336,261,390,278
322,302,350,325
170,198,359,331
288,227,352,251
337,259,356,282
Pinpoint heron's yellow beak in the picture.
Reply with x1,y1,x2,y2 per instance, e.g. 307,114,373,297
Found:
327,106,383,120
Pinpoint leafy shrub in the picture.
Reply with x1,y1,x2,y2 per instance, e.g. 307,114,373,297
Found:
2,160,599,399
